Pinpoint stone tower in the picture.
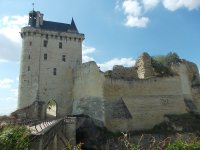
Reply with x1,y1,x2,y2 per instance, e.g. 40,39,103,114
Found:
18,10,84,117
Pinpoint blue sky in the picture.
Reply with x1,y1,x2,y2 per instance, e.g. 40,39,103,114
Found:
0,0,200,115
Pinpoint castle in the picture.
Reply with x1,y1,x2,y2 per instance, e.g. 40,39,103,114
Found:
17,10,200,132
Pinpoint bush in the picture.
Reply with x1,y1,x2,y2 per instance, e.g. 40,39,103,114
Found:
165,52,180,66
0,125,30,150
165,140,200,150
151,58,172,76
151,52,180,76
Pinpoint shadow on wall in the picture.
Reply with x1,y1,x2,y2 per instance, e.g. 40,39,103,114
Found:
46,100,57,119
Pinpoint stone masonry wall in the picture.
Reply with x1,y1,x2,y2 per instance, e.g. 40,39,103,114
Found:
105,95,187,131
111,65,138,79
103,76,182,97
73,61,189,131
73,61,105,100
135,52,155,79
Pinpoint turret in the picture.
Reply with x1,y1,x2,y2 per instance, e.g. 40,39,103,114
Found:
28,10,37,27
28,10,43,27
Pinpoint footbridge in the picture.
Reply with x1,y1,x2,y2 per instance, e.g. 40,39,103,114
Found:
22,116,76,150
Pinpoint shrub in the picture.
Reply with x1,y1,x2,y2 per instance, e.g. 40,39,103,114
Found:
151,52,180,76
0,125,30,150
165,140,200,150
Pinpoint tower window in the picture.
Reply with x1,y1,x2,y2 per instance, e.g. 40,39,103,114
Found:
59,42,62,49
29,41,32,46
28,66,30,71
62,55,66,62
44,53,47,60
43,40,48,47
28,55,30,59
53,68,56,76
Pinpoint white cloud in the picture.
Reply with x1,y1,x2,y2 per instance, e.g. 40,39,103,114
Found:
143,0,160,10
0,15,28,62
82,44,96,63
116,0,200,28
16,76,19,82
0,78,14,89
121,0,150,28
125,15,149,27
98,58,136,71
82,44,136,71
0,88,18,115
163,0,200,11
0,15,28,43
82,44,96,55
0,59,9,63
123,0,142,16
7,88,18,105
83,55,95,62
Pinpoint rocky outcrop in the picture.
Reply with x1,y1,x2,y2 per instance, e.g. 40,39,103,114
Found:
135,52,155,79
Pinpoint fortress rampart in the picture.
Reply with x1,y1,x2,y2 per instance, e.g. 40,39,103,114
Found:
73,60,198,131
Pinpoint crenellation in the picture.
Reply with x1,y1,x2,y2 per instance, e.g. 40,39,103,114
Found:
21,28,84,42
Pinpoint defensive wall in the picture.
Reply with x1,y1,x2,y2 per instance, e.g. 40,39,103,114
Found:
73,61,195,131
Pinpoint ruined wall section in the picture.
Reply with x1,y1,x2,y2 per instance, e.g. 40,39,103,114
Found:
111,65,138,79
135,52,155,79
72,54,200,131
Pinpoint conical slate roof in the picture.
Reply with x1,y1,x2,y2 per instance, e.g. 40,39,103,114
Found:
70,18,78,32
